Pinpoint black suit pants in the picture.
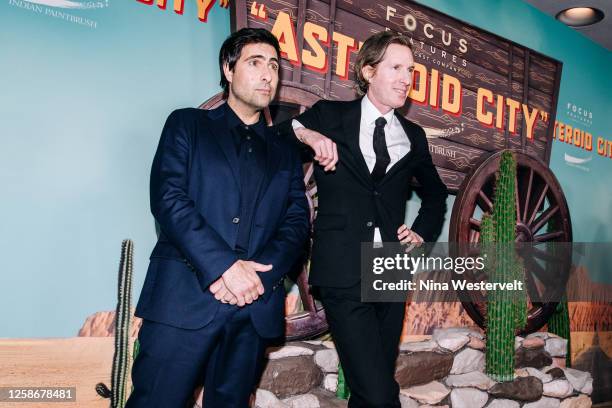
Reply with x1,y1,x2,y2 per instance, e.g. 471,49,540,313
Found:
317,284,405,408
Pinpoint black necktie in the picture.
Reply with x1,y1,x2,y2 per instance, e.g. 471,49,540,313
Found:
371,116,390,183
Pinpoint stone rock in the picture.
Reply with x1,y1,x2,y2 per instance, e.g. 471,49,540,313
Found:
323,374,338,393
78,310,142,337
516,336,525,351
254,389,288,408
488,376,543,401
523,397,561,408
308,388,348,408
545,338,568,357
546,367,565,379
444,371,496,390
515,368,530,377
551,358,567,369
433,328,470,352
515,346,553,369
580,378,592,395
543,379,574,398
400,340,439,353
523,337,546,349
322,341,335,349
562,368,590,391
282,393,320,408
315,349,339,373
526,332,551,340
468,337,486,350
486,399,520,408
437,326,484,339
395,352,453,387
267,345,314,359
259,356,323,399
559,394,592,408
399,393,419,408
450,348,485,374
401,381,450,405
525,367,553,383
450,387,488,408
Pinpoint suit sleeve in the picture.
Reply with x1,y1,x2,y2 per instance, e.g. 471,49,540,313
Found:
409,128,449,242
276,100,330,162
150,110,238,291
253,146,310,300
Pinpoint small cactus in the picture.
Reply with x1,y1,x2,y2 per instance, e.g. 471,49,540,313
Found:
95,239,134,408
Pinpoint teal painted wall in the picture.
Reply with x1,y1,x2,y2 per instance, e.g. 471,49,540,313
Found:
0,1,231,337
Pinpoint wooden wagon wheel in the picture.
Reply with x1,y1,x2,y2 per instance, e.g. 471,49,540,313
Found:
199,81,329,340
449,150,572,334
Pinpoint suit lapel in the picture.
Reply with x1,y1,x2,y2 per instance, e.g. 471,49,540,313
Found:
343,98,374,188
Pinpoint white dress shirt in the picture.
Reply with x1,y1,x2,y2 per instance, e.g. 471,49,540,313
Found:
293,95,411,244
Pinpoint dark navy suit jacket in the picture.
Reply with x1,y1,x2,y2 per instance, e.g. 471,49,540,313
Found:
135,105,309,338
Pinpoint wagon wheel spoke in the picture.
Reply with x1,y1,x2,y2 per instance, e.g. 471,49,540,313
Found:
527,184,549,226
522,169,534,223
515,173,522,223
477,190,493,212
534,230,564,242
530,205,559,235
469,217,481,231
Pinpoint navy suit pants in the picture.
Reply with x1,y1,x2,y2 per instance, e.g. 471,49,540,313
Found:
125,304,269,408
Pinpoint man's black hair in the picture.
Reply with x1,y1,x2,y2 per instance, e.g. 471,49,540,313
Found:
219,28,281,97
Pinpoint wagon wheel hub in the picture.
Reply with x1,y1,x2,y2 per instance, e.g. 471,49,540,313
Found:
515,223,533,242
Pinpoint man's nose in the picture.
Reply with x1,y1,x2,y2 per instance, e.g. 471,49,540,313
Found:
261,65,274,82
400,70,412,84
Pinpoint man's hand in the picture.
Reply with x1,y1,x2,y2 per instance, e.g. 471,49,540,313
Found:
295,127,338,172
209,278,238,305
397,224,424,252
218,260,272,307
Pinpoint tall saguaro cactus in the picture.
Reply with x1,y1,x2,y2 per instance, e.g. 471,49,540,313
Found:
111,239,134,408
483,151,527,381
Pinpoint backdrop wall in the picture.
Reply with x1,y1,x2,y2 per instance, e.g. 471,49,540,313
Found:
0,0,609,337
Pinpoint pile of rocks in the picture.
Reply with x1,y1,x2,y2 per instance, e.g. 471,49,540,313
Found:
253,328,594,408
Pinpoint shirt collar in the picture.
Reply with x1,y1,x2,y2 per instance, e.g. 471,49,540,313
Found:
361,94,395,127
224,103,266,138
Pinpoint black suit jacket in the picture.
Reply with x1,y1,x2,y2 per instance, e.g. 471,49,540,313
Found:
288,97,448,288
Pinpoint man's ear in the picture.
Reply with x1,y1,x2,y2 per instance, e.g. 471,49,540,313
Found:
361,65,375,83
223,62,233,84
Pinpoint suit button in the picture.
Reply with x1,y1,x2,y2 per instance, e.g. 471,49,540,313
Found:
373,190,380,196
232,217,240,224
367,221,373,227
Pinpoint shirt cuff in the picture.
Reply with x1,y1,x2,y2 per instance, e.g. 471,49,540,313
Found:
292,119,305,130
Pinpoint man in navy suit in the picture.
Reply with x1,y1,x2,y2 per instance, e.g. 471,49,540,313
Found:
126,28,309,408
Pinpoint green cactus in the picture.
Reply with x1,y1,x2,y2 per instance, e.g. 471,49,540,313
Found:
545,217,571,367
336,363,350,400
548,295,571,367
483,151,527,382
111,239,134,408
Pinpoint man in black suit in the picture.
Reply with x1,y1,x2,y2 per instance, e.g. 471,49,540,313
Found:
290,31,448,407
126,28,309,408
